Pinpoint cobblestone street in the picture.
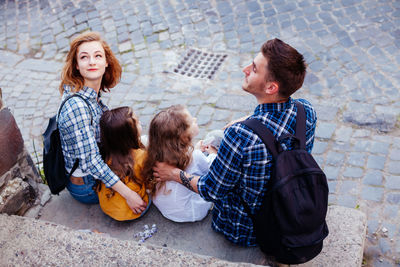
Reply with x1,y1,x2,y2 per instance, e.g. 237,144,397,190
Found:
1,0,399,265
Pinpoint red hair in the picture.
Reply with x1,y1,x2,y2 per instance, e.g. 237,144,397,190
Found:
59,31,121,94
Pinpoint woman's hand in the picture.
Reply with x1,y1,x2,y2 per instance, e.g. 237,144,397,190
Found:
124,190,147,214
111,180,147,214
153,162,180,183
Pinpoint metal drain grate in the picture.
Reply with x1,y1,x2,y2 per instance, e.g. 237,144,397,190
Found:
173,49,228,79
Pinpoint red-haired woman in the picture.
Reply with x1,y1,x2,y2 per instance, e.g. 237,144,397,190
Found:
57,32,146,214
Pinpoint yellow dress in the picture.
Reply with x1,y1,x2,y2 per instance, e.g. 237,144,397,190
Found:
97,149,149,221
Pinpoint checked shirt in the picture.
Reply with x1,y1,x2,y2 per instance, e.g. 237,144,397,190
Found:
197,98,317,246
57,85,120,187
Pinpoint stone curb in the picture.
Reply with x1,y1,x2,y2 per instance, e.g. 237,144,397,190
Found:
1,205,366,267
292,205,367,267
0,214,256,267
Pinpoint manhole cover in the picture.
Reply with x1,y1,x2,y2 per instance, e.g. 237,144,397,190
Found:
173,49,227,79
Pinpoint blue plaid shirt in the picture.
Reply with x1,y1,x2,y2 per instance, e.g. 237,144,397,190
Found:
57,85,120,187
197,98,317,246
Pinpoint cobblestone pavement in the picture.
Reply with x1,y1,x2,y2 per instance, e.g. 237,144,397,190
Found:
1,0,399,265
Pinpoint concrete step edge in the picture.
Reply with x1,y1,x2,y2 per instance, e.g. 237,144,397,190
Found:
0,213,258,266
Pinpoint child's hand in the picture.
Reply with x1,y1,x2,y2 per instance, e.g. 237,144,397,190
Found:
204,145,218,154
195,140,207,152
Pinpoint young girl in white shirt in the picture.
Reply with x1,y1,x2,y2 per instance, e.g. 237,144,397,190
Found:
142,105,215,222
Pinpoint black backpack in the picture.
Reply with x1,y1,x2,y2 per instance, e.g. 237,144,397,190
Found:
42,94,92,194
240,102,329,265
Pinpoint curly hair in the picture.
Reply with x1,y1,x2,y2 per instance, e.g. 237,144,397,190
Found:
142,105,193,194
98,107,144,198
59,31,122,94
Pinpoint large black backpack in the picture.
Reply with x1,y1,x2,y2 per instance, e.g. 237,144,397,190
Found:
240,102,329,264
42,94,92,194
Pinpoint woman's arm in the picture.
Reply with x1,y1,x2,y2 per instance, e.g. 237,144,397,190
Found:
112,181,147,213
59,97,146,212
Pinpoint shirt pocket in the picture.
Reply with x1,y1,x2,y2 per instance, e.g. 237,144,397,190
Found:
242,143,271,168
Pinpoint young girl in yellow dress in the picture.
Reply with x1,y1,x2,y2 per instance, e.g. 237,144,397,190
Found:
97,106,150,221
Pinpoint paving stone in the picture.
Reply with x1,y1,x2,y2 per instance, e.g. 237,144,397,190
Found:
367,220,380,238
369,141,390,155
388,149,400,161
325,174,337,192
313,105,339,121
387,161,400,175
348,152,366,167
382,223,398,239
197,114,211,126
16,59,62,73
339,180,359,195
316,122,336,139
334,126,353,142
213,109,231,122
386,193,400,205
343,167,363,178
343,111,396,132
312,141,328,154
74,12,88,25
323,165,340,180
337,194,357,208
383,204,399,219
362,186,384,202
366,155,386,170
325,151,345,165
363,170,383,186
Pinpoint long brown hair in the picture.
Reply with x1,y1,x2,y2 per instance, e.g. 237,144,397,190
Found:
59,31,122,94
99,107,144,195
142,105,193,194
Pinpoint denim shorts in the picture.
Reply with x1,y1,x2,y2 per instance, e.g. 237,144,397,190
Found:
66,174,99,204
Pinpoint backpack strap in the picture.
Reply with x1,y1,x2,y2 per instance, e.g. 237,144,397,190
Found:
69,159,80,178
239,119,280,218
295,102,306,150
58,94,93,177
57,94,93,125
239,102,308,217
241,119,279,158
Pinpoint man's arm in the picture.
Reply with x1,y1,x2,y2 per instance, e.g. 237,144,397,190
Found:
154,124,246,200
153,162,200,193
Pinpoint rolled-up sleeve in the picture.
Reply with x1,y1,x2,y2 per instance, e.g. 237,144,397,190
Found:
59,97,119,187
198,126,243,202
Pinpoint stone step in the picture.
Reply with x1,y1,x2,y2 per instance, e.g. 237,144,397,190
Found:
20,190,366,266
0,214,252,266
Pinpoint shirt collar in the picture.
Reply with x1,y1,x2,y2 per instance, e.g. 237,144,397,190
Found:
63,84,99,101
78,86,98,100
253,97,293,115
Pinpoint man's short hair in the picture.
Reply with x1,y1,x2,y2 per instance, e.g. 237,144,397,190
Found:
261,38,306,98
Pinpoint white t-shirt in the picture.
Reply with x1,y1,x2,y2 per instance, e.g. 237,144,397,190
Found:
153,149,213,222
